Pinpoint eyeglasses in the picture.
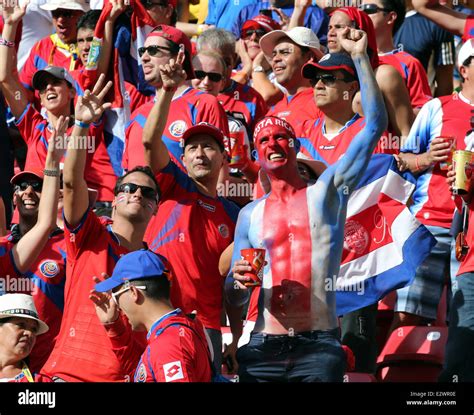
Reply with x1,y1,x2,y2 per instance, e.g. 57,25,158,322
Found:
116,183,159,201
361,4,391,15
15,181,43,192
309,73,351,87
52,9,76,19
242,29,266,39
138,45,175,58
194,70,224,82
111,281,147,306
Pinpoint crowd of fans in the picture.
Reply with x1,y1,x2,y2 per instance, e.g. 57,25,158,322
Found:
0,0,473,383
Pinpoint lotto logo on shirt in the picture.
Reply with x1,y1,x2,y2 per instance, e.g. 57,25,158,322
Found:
163,361,184,382
169,120,188,138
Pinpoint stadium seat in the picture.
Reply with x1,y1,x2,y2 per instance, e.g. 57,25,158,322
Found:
376,291,396,352
376,326,448,382
344,372,377,382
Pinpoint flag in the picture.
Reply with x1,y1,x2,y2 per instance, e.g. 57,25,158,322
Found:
87,0,155,177
335,154,436,315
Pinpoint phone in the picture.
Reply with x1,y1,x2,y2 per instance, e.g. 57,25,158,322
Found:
259,9,272,17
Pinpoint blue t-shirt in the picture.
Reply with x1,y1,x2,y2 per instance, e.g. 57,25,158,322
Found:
230,1,328,45
394,10,454,70
205,0,256,31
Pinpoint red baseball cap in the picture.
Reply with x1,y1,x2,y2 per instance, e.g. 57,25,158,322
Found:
10,168,44,185
241,14,280,37
182,122,225,149
147,24,195,80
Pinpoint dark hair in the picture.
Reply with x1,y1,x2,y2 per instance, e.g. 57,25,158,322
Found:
379,0,406,34
77,10,102,31
0,317,12,326
130,274,170,301
114,166,161,200
463,56,473,68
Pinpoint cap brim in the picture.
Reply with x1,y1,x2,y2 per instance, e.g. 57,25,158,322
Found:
94,278,122,293
40,4,88,11
183,125,224,148
297,157,327,178
260,30,324,60
302,61,357,79
0,314,49,335
10,170,44,184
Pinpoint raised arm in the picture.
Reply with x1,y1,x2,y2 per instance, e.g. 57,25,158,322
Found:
333,28,387,193
142,48,186,174
0,0,30,119
11,117,67,273
63,75,112,227
412,0,468,37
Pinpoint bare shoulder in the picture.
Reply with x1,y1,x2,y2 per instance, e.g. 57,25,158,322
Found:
375,64,404,89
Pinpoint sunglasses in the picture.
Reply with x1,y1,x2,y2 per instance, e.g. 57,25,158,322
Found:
138,45,176,58
111,282,147,306
360,4,391,14
15,181,43,192
116,183,159,201
194,70,224,82
309,73,351,87
242,29,266,39
52,9,76,19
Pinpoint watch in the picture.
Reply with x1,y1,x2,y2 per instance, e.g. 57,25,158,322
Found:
252,65,264,73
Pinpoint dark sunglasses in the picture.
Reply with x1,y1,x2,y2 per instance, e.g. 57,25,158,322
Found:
309,73,351,87
116,183,158,201
360,4,391,14
242,29,266,39
194,70,224,82
15,181,43,192
52,9,76,19
138,45,176,58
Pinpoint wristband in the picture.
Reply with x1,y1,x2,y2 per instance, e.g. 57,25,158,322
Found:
415,156,421,171
74,119,90,128
43,169,60,177
0,38,15,48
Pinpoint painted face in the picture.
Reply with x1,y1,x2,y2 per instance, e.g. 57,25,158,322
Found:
327,11,354,53
38,75,74,114
181,134,224,183
52,9,83,43
113,171,159,223
140,35,178,87
254,118,297,173
77,27,94,65
191,54,226,97
0,317,39,362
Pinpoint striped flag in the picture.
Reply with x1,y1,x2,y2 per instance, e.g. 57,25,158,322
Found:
335,154,436,315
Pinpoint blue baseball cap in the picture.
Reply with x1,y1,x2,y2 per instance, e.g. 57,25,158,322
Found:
302,52,358,81
94,250,170,292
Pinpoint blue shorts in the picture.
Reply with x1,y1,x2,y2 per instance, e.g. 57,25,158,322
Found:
237,328,346,382
395,225,459,320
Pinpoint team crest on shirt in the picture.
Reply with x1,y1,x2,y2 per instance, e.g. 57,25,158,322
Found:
39,260,60,278
218,224,229,238
343,220,369,255
169,120,188,138
163,361,184,382
135,362,147,382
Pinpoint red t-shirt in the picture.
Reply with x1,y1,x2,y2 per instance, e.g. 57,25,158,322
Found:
145,161,240,330
124,87,230,172
15,104,116,201
105,309,211,382
2,229,66,373
379,50,432,110
266,88,321,137
41,210,146,382
463,15,474,42
217,81,267,132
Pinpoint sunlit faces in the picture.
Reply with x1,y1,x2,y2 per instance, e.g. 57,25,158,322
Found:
191,54,226,96
311,70,358,109
0,317,39,361
198,44,235,83
113,172,159,221
460,57,474,84
255,124,297,172
181,134,225,182
13,178,42,218
271,40,311,88
243,28,265,60
360,0,393,32
327,11,355,53
77,27,95,65
52,9,83,43
140,35,178,86
37,75,75,113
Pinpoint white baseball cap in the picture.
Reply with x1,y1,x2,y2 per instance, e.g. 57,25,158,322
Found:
259,27,324,60
0,294,49,335
40,0,90,12
458,38,474,69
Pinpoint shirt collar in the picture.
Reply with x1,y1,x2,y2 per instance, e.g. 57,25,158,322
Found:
147,308,182,340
